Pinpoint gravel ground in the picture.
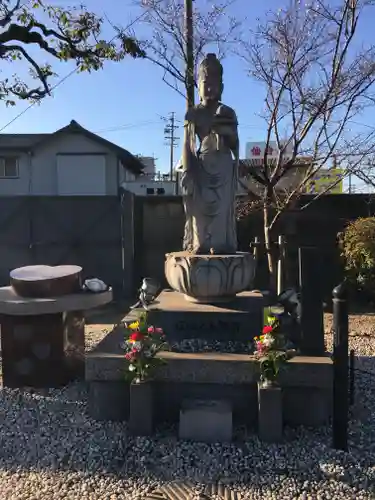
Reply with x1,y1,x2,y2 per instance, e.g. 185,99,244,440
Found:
0,312,374,499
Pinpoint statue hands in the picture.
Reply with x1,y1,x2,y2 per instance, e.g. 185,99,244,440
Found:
211,124,236,137
211,112,237,138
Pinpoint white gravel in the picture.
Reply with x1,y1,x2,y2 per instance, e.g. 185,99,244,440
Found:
0,321,374,499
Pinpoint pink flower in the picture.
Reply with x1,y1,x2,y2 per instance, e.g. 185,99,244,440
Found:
125,348,140,361
256,341,267,353
148,326,164,335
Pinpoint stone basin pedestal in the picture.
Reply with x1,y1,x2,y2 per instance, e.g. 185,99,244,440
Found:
165,251,255,303
0,286,112,388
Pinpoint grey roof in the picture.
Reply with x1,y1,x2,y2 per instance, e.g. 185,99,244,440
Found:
0,133,48,150
0,120,144,175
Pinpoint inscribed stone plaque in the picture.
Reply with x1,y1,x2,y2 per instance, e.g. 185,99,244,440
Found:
148,291,263,342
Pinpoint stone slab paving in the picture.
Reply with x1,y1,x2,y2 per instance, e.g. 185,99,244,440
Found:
144,481,241,499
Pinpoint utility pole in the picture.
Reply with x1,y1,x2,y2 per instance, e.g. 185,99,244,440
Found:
185,0,195,109
175,0,194,196
163,112,180,180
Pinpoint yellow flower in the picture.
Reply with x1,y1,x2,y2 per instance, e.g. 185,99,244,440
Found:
128,321,139,330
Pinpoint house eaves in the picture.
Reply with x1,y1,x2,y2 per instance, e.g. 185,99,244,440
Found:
32,120,144,175
0,133,48,151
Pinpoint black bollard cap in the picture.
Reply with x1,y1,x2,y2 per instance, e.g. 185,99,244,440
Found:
332,282,348,300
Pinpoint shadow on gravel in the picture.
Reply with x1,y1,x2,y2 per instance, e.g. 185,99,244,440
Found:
0,379,374,498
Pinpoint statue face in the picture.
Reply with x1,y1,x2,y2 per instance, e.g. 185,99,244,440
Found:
198,77,222,103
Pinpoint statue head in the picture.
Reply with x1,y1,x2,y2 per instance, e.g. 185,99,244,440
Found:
198,53,223,104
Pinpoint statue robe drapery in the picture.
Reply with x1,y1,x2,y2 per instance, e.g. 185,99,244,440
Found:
180,103,239,254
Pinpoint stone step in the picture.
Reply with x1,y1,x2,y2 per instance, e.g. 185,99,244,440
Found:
179,399,233,443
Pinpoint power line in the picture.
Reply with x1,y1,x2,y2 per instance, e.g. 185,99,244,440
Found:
0,68,77,133
347,119,375,130
0,5,156,133
95,120,160,134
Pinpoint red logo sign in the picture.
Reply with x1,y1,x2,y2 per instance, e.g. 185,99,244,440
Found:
251,146,261,156
266,146,273,155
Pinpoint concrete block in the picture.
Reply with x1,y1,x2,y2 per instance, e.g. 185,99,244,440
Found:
283,387,332,426
85,318,333,428
88,381,129,421
179,399,232,443
258,383,283,442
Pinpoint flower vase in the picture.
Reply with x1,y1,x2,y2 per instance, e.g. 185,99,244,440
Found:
260,377,278,388
128,379,154,436
257,381,283,442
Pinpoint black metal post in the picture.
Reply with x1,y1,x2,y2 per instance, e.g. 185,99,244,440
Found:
298,247,325,355
332,282,349,451
349,349,355,407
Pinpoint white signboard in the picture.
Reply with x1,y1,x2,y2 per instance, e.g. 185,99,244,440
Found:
245,141,293,166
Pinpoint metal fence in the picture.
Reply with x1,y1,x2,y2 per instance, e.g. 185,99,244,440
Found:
0,193,134,298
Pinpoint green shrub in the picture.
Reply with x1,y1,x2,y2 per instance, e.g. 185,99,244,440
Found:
338,217,375,294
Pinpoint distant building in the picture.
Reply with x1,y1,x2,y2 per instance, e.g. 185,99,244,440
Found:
0,120,143,196
305,168,344,194
121,170,177,196
136,156,156,176
121,155,179,195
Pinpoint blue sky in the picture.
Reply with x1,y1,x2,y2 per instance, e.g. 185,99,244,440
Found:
1,0,375,178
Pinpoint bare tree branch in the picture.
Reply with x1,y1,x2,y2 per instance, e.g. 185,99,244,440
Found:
0,0,144,105
129,0,242,97
237,0,375,280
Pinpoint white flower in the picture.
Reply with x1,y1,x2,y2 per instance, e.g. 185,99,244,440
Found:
129,365,136,372
133,341,142,351
262,334,274,348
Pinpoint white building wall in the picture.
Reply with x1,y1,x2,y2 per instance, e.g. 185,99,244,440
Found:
121,180,176,196
0,152,31,195
0,133,133,195
56,154,106,195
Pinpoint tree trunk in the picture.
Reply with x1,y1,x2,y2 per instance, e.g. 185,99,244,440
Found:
263,204,277,292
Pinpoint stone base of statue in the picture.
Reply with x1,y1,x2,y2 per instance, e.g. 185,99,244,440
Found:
165,251,255,303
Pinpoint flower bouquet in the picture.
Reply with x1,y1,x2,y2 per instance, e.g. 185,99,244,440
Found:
123,313,169,384
254,310,296,387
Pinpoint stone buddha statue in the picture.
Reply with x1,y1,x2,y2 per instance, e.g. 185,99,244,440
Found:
180,53,239,255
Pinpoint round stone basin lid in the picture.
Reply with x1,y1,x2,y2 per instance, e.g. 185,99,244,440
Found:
0,286,112,316
10,265,82,281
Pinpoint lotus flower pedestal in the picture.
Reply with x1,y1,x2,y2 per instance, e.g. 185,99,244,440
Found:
165,251,256,304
